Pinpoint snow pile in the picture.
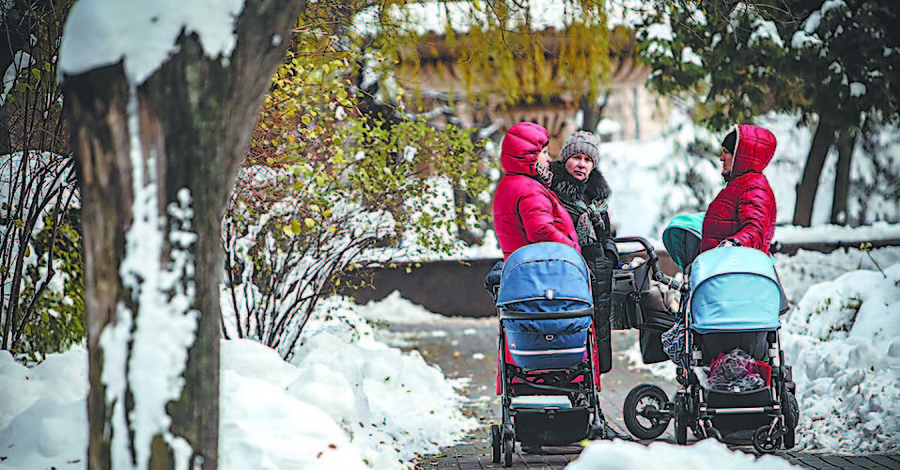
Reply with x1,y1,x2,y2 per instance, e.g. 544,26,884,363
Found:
291,296,478,467
782,264,900,453
0,296,478,470
569,439,796,469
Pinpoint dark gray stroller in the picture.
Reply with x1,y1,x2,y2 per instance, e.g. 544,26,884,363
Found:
619,213,799,453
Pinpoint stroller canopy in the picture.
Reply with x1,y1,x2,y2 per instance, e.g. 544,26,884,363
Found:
690,246,781,333
497,242,592,315
662,212,704,272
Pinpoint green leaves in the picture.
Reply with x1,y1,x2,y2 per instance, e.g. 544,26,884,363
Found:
12,211,85,363
635,0,899,131
222,2,503,354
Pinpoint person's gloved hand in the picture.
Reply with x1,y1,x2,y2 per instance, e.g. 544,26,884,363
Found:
586,200,607,229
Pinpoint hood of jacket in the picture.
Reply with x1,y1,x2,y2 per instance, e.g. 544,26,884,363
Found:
500,122,549,179
730,124,777,178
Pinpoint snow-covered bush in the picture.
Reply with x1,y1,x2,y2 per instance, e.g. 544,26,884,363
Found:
220,36,490,359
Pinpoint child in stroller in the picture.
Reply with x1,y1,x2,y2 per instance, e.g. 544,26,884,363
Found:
485,242,608,467
619,213,799,453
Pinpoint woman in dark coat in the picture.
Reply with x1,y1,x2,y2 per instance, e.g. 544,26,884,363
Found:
549,130,617,374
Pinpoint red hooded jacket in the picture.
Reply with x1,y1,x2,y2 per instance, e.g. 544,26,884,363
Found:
700,124,777,255
492,122,580,260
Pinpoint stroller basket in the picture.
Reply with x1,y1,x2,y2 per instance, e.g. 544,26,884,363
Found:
513,406,591,446
497,242,594,370
705,387,775,444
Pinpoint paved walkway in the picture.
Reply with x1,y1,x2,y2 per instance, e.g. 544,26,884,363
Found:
382,316,900,470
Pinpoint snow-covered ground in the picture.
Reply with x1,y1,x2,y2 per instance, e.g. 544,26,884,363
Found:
0,296,478,470
2,110,899,469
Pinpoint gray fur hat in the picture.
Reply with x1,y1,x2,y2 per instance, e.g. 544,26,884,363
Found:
560,130,601,163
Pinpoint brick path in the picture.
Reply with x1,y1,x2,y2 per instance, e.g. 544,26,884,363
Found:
385,316,900,470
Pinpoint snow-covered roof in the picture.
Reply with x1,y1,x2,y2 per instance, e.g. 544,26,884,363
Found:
352,0,641,37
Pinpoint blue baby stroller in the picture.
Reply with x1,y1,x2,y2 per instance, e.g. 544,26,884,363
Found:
488,242,605,467
621,213,799,453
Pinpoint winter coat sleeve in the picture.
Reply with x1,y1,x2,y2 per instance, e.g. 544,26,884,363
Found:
518,191,578,246
596,211,613,241
592,208,618,260
483,260,504,301
730,177,776,250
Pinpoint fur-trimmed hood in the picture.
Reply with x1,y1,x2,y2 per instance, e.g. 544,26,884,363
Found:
549,160,611,204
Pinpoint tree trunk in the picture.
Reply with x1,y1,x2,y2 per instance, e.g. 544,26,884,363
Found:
792,119,836,227
62,1,306,468
577,91,609,133
830,129,856,225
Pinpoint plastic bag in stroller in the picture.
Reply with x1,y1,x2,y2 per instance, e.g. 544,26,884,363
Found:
488,242,607,466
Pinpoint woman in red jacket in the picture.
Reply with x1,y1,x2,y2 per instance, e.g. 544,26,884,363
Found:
492,122,580,260
666,125,784,368
665,124,781,368
490,124,617,449
700,124,777,254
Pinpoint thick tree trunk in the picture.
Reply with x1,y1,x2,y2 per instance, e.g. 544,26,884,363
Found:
792,119,836,227
61,63,129,470
62,1,306,468
577,91,609,133
830,129,856,225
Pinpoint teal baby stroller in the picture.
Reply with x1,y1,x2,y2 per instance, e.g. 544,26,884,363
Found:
621,213,799,453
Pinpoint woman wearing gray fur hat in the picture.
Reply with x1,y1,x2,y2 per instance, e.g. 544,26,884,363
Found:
550,130,618,375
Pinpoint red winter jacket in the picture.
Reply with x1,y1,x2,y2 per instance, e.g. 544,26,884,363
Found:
493,122,580,260
700,124,777,255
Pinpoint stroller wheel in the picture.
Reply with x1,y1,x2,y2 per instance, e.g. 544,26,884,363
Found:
490,424,501,463
673,394,689,445
782,391,799,449
503,435,514,467
752,425,781,454
623,383,670,440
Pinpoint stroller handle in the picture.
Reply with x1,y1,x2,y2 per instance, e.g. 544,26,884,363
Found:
612,236,687,293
